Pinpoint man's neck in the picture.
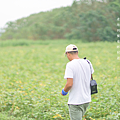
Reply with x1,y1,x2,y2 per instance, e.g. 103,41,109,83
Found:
70,56,80,61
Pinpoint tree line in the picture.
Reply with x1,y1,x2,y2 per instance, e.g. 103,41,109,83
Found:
0,0,120,42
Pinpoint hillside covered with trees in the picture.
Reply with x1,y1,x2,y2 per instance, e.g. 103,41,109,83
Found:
0,0,120,42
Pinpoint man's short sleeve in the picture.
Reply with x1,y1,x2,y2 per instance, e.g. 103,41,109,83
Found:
64,63,73,79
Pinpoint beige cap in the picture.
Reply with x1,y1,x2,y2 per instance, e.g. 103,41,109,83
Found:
65,44,78,53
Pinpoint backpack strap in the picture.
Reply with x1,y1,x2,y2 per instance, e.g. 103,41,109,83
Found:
84,57,93,80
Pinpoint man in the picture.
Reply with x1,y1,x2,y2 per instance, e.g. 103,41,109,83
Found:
61,44,94,120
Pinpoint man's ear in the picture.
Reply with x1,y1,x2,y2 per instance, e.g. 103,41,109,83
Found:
67,52,71,56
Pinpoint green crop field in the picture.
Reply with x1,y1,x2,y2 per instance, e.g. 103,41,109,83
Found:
0,40,120,120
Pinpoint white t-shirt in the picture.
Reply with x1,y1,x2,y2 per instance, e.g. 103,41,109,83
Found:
64,59,94,105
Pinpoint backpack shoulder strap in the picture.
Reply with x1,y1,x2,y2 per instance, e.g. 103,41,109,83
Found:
83,57,93,80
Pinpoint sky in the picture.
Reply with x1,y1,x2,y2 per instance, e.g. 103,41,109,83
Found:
0,0,73,28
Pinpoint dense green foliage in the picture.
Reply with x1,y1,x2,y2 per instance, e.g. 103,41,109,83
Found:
0,0,120,41
0,40,120,119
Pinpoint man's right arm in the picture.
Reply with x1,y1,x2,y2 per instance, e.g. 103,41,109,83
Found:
91,74,93,80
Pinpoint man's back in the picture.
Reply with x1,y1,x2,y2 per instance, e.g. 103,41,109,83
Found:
64,59,94,105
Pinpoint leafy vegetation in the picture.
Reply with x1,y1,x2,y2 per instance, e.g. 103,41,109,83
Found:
0,0,119,42
0,40,120,119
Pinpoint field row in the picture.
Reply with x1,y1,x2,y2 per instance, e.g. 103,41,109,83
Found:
0,40,120,119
